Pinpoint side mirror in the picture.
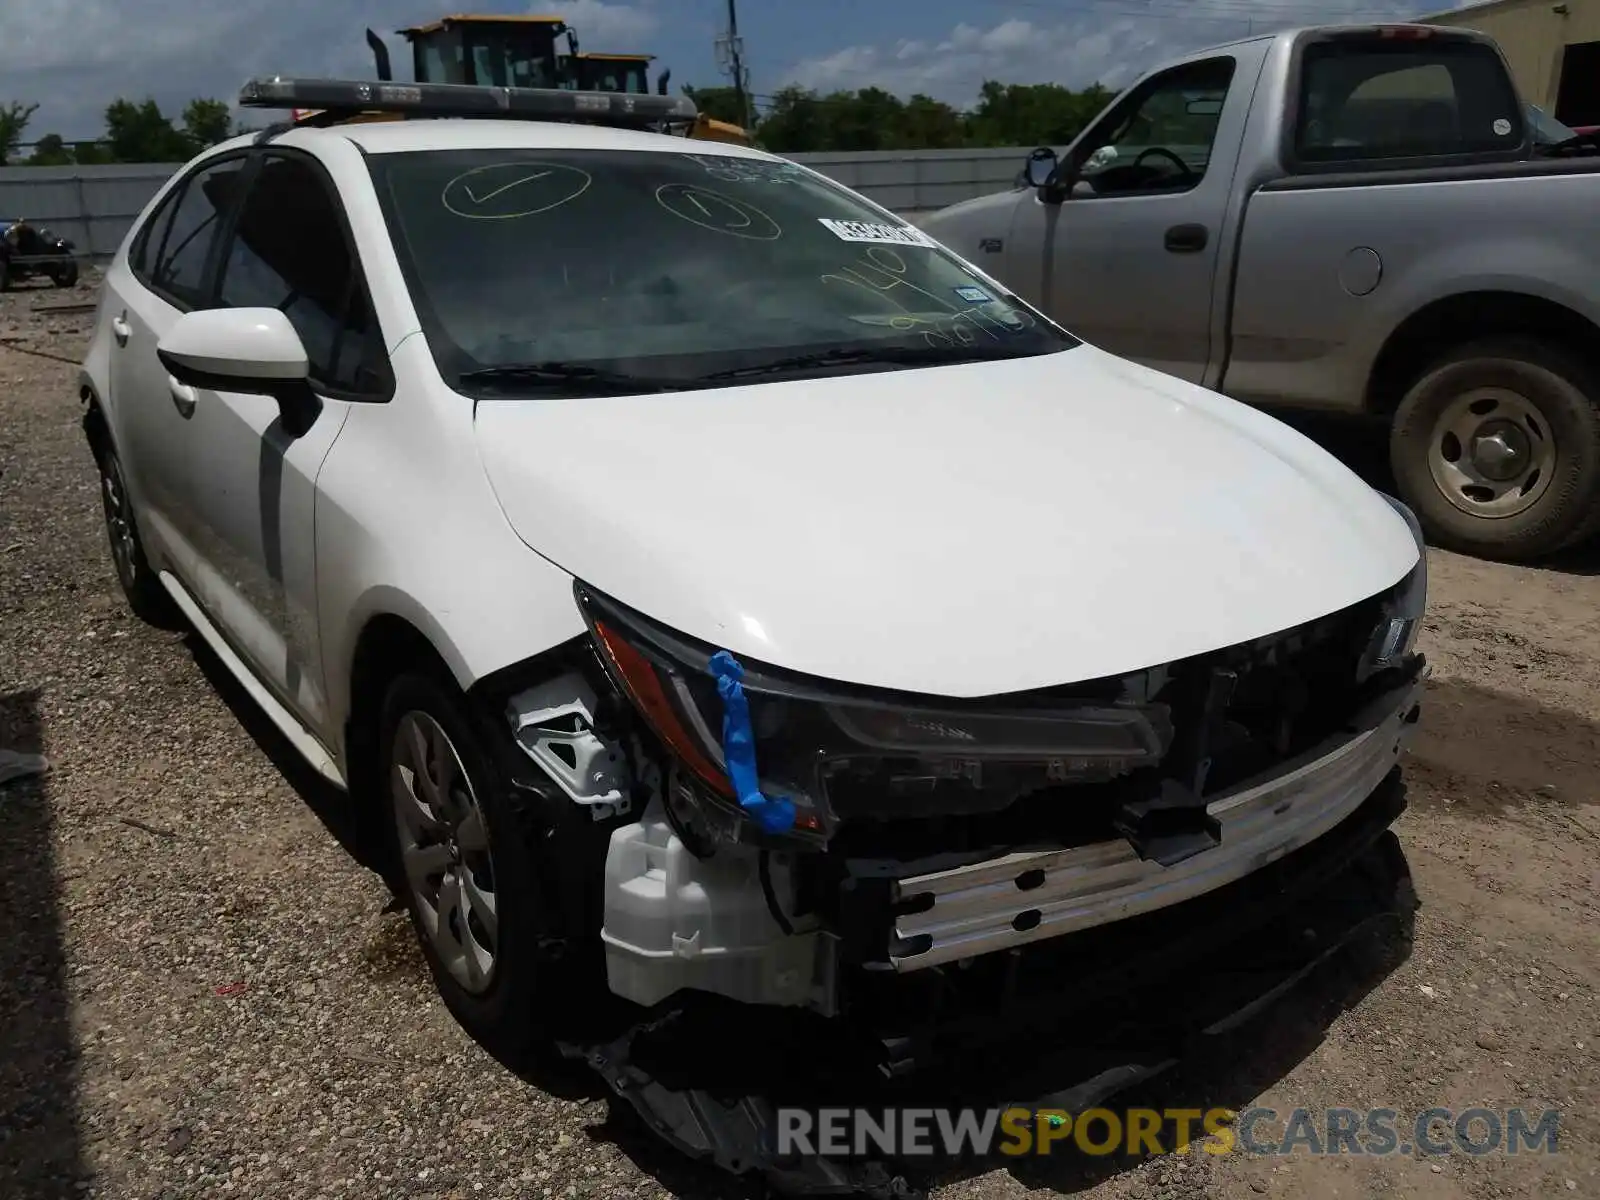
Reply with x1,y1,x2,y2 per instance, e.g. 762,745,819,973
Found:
157,308,322,437
1023,146,1059,189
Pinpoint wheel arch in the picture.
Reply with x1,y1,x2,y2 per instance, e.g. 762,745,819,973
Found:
340,609,467,852
1366,290,1600,418
337,602,593,841
80,373,111,463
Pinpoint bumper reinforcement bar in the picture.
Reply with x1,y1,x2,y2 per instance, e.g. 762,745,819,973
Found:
887,673,1423,970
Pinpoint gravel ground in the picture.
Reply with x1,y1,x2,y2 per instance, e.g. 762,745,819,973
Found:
2,275,1597,1200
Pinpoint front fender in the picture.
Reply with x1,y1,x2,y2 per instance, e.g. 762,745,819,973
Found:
315,343,590,767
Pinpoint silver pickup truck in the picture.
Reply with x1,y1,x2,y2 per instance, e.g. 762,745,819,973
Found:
920,23,1600,562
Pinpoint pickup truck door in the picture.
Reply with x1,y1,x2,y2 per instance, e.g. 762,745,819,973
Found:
1009,47,1266,384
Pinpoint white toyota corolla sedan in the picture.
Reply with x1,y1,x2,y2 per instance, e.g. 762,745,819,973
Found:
79,79,1428,1082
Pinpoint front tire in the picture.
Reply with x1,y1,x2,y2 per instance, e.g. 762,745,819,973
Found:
378,670,560,1060
1389,336,1600,562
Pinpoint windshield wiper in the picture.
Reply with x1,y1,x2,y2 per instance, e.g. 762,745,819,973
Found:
457,361,691,394
698,344,1029,382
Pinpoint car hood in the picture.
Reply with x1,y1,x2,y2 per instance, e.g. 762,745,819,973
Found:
916,191,1021,258
920,190,1021,225
472,344,1420,698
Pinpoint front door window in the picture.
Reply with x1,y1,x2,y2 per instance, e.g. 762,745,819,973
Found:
1072,58,1237,196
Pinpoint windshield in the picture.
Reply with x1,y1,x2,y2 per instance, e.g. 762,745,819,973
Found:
1528,103,1577,144
367,147,1075,395
581,62,651,93
461,28,563,88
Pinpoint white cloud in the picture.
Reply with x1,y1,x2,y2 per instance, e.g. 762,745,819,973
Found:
540,0,658,48
777,0,1449,108
783,16,1157,105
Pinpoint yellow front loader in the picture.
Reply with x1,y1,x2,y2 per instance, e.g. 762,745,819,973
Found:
313,15,756,146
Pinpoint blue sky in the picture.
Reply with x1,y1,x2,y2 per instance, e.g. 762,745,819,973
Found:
6,0,1468,143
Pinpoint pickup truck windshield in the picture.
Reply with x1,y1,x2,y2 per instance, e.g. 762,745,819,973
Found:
1295,37,1526,164
368,147,1075,395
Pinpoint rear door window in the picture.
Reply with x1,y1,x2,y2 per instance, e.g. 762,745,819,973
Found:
139,156,251,307
130,190,179,278
1294,36,1525,165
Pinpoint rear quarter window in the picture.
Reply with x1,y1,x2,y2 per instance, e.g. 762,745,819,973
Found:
1293,37,1525,166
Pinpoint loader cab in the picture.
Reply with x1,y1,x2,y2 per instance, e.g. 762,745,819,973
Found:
398,14,575,90
574,53,654,95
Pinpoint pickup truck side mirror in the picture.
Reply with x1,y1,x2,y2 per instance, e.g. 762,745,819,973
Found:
1023,146,1059,190
1022,146,1079,205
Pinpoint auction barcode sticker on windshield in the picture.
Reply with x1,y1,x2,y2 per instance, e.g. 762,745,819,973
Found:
818,218,937,247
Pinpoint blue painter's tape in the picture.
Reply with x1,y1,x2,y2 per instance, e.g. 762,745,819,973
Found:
707,650,796,834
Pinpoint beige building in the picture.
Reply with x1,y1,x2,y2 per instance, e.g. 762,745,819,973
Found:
1422,0,1600,123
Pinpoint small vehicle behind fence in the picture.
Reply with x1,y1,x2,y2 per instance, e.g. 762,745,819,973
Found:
0,218,81,289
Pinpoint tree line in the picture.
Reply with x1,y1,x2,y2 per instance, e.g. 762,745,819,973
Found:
0,79,1119,167
0,98,243,166
689,81,1117,152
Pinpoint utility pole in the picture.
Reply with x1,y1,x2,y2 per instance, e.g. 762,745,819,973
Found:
715,0,751,129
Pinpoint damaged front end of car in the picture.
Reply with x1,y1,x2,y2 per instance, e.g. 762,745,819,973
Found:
482,543,1427,1197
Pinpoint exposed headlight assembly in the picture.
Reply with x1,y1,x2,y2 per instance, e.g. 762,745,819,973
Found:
1360,494,1429,678
574,584,1173,850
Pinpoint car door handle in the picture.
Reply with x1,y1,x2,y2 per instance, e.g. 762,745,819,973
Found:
1164,224,1208,253
111,314,131,346
167,376,197,418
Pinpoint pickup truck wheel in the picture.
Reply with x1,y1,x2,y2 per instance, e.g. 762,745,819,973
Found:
1390,337,1600,561
378,670,562,1060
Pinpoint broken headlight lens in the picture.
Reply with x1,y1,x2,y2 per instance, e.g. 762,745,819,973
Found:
575,584,1173,842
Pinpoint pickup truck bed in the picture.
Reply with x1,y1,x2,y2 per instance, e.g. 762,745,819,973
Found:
1228,156,1600,415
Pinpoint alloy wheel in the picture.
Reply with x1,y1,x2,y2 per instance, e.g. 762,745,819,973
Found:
99,454,139,590
390,711,500,994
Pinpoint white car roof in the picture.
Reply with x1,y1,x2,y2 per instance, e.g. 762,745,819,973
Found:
311,117,779,159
